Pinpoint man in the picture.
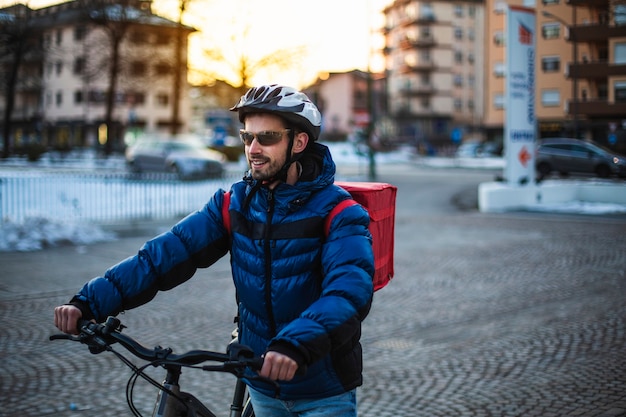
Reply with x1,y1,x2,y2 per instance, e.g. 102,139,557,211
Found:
54,84,374,416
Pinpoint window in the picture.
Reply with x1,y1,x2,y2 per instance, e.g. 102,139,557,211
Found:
468,52,475,63
454,74,463,86
74,25,87,41
615,42,626,64
74,90,83,104
130,61,147,77
494,1,507,14
543,0,559,4
56,91,63,106
56,61,63,76
494,93,505,109
542,56,560,72
614,81,626,103
74,57,85,75
421,3,435,20
468,28,475,41
494,31,505,46
154,62,171,76
614,4,626,25
56,29,62,45
455,50,463,63
454,4,463,17
454,98,463,110
542,23,560,39
494,61,506,77
156,93,169,107
89,90,106,104
155,33,169,45
454,27,463,40
126,92,146,105
468,5,476,17
468,99,475,109
541,89,560,106
130,31,148,44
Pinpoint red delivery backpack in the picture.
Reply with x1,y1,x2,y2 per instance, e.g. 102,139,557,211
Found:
222,181,397,291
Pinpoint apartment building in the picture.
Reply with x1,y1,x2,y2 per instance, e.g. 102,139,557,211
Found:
382,0,486,150
304,70,386,142
482,0,626,149
566,0,626,150
0,0,194,153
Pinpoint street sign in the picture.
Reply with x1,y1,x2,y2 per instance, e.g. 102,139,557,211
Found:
504,6,536,186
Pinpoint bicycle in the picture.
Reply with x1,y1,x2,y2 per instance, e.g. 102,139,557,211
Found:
50,316,276,417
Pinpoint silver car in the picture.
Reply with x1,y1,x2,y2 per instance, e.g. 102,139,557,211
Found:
536,138,626,179
126,135,227,179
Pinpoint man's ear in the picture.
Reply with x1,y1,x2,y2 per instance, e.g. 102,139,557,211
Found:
292,131,309,154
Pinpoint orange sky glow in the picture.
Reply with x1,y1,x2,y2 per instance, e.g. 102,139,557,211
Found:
2,0,392,88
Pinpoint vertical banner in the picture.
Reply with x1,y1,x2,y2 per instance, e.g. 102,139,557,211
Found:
505,6,536,186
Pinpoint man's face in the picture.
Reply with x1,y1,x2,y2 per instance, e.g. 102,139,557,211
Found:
243,113,290,181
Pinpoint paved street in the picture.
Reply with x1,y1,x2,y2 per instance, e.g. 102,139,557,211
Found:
1,165,625,417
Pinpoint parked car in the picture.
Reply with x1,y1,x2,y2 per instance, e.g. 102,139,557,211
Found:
455,142,502,158
536,138,626,179
455,142,482,158
125,134,227,179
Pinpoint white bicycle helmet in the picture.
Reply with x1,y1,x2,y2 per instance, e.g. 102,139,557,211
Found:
230,84,322,141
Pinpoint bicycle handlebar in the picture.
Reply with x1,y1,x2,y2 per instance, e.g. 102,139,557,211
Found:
50,316,264,373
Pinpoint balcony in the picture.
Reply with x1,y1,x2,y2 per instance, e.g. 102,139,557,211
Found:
569,60,626,79
573,99,626,117
566,0,607,6
400,85,436,96
399,62,437,74
398,37,436,50
569,23,626,42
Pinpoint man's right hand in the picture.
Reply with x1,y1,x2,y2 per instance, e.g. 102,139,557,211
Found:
54,305,82,334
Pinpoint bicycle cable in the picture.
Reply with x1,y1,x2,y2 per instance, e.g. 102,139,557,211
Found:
106,347,187,417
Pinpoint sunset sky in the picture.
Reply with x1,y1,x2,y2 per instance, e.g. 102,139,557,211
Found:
2,0,392,88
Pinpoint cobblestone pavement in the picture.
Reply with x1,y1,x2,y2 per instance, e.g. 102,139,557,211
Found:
1,167,625,417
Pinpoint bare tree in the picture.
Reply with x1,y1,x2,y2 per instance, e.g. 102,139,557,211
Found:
79,0,137,155
198,23,307,95
0,5,40,158
170,0,191,135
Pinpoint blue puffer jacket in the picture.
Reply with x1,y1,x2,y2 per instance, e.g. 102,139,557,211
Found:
72,143,374,400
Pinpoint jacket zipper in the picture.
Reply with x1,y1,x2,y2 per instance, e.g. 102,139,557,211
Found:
264,189,277,336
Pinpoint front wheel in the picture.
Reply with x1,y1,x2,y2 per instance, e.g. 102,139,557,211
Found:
536,162,551,180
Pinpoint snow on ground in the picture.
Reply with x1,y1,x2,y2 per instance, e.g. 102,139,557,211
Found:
0,142,624,252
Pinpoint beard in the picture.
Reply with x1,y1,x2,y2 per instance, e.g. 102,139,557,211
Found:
248,154,286,181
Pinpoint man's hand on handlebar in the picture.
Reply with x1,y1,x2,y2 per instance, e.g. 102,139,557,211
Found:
54,304,83,335
259,351,298,382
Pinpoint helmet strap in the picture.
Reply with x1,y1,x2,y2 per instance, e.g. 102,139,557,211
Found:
272,128,298,183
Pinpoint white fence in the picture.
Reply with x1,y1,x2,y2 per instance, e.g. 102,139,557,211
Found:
0,171,241,225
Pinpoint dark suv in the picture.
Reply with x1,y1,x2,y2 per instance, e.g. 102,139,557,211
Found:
536,138,626,179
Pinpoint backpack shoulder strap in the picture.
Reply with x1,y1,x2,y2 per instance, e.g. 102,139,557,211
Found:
222,191,231,235
324,199,358,237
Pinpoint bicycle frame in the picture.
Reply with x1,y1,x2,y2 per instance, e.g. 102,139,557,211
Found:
50,317,259,417
151,363,250,417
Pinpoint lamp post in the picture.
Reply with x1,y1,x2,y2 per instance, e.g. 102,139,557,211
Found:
542,10,578,139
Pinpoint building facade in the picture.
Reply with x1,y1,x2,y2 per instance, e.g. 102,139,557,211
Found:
0,0,194,154
304,70,387,143
383,0,486,152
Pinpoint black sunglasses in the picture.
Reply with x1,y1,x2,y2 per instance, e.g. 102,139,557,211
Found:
239,129,290,146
